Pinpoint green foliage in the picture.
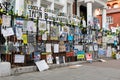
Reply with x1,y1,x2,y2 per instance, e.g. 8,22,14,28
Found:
71,21,75,27
39,30,47,35
59,21,64,26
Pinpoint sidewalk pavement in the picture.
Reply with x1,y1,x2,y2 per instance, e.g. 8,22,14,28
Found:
11,58,112,75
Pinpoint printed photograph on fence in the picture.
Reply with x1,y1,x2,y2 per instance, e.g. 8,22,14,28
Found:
16,27,23,40
46,54,53,64
74,27,80,35
69,27,74,35
50,26,59,40
59,32,67,41
34,51,40,62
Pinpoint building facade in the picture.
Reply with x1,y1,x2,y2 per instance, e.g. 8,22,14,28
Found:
13,0,107,27
97,0,120,29
74,0,107,27
13,0,74,17
0,0,107,65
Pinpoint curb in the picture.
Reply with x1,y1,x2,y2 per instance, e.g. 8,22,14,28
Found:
11,60,87,75
11,58,111,76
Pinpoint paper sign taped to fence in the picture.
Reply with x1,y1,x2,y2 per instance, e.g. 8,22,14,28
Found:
66,52,74,57
2,28,14,37
2,15,11,27
77,54,85,59
22,34,28,44
35,60,49,71
74,45,83,51
14,54,25,63
46,44,52,52
86,53,92,61
54,44,59,53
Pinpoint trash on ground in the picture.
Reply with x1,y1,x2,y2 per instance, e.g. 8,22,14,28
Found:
98,59,107,62
68,65,83,69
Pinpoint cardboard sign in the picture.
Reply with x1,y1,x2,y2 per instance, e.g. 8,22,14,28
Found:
86,53,92,61
35,60,49,71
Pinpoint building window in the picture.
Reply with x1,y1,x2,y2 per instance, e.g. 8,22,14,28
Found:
113,4,119,8
106,16,113,24
67,3,71,16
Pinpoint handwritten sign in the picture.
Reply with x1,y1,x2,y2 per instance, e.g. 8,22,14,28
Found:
14,54,25,63
2,28,14,37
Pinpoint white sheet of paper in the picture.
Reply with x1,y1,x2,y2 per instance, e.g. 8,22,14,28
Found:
35,60,49,71
102,37,108,43
74,45,83,51
2,15,11,27
46,44,52,52
89,45,93,51
111,27,117,33
47,23,50,34
106,46,112,57
54,44,59,53
94,44,98,51
16,28,23,40
27,21,35,32
14,55,25,63
2,28,14,37
42,33,47,40
33,22,37,32
82,19,86,28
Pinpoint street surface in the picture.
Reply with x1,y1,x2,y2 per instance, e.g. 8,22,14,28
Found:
1,59,120,80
